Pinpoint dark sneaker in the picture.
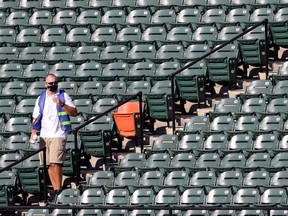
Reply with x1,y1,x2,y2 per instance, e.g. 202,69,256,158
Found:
48,190,62,203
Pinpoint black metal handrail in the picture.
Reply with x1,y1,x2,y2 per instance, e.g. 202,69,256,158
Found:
72,92,143,186
171,19,269,133
0,146,48,203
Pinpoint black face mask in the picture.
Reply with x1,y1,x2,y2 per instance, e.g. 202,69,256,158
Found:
47,85,58,92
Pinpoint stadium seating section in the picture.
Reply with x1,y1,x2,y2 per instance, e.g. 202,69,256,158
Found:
1,0,288,215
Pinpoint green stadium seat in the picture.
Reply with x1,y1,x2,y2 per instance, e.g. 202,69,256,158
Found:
232,188,260,206
2,81,27,96
76,9,101,25
177,134,203,151
79,188,105,205
238,210,265,216
166,27,193,42
0,63,23,82
116,27,142,42
179,187,206,206
129,188,155,206
76,209,102,216
50,209,73,216
201,8,226,24
89,0,112,6
105,188,130,205
151,9,176,24
205,187,233,206
0,28,16,43
29,10,52,25
126,9,151,25
66,27,91,43
258,188,287,206
145,152,171,169
153,187,179,205
16,27,41,43
50,62,76,81
41,27,66,43
5,11,29,26
100,45,128,60
84,170,114,188
176,8,201,24
0,46,18,63
164,170,190,187
208,115,234,132
270,170,288,186
189,170,217,187
233,115,259,132
227,133,253,151
127,44,157,60
242,170,270,187
138,170,164,187
195,152,221,168
203,133,228,151
26,81,46,96
141,26,167,42
66,0,89,7
170,152,196,168
18,46,46,62
216,170,243,187
52,10,77,25
101,9,126,25
91,26,117,42
58,81,77,95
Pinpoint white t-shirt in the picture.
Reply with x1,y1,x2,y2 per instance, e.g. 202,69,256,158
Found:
32,90,76,138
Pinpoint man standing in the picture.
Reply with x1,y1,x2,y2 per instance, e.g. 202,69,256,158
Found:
30,73,78,202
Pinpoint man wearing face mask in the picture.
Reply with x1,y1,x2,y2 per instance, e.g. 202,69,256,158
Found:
30,73,78,202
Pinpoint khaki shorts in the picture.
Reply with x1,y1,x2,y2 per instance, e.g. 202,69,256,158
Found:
39,137,66,165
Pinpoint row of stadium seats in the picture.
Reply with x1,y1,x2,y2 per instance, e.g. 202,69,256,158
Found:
2,0,288,9
84,169,288,188
24,208,288,216
0,7,287,26
44,186,288,206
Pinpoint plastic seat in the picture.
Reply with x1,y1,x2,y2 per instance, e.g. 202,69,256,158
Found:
113,171,139,188
91,98,118,114
129,188,155,206
113,0,136,6
201,9,226,24
227,133,253,151
4,117,31,133
192,26,217,42
217,26,243,41
76,209,102,216
100,45,128,60
2,81,27,96
151,9,176,24
245,152,271,168
0,153,22,168
242,170,270,187
29,11,52,25
86,171,114,187
155,44,184,60
136,0,159,5
249,8,274,23
112,102,144,139
269,210,288,216
101,9,126,25
0,47,19,61
259,188,287,206
100,62,129,83
26,81,46,96
53,10,77,25
100,81,126,98
189,170,216,187
53,188,80,205
220,153,246,169
153,188,179,205
103,209,128,216
238,210,265,216
278,134,288,150
50,209,73,216
15,98,36,114
66,0,89,7
170,152,195,168
270,152,288,169
89,0,112,6
211,98,241,116
177,134,203,151
232,188,260,206
166,27,192,42
84,114,114,132
138,170,164,187
203,133,228,151
145,153,171,169
127,44,156,60
25,209,49,216
117,153,146,169
233,115,259,132
240,98,267,114
58,81,77,95
2,133,30,154
164,170,190,187
151,61,181,83
205,187,233,206
126,9,151,25
5,11,29,26
16,27,41,43
75,62,102,81
45,46,73,61
216,170,243,187
175,61,207,105
0,0,19,8
18,46,45,61
77,81,102,97
105,188,130,205
241,80,273,99
195,153,221,168
183,44,210,60
258,115,284,132
0,63,23,81
141,26,167,42
91,27,116,42
79,188,105,206
72,46,100,62
76,9,101,25
116,27,141,42
179,188,206,206
124,81,152,100
182,116,210,133
270,170,288,186
66,27,91,43
176,8,201,24
0,99,16,116
151,134,178,150
50,62,76,80
0,28,16,43
266,98,288,114
225,8,250,24
41,27,66,43
209,115,234,132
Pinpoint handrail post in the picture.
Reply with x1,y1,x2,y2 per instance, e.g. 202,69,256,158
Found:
171,75,176,134
264,19,269,79
43,147,47,203
138,92,144,153
74,131,80,186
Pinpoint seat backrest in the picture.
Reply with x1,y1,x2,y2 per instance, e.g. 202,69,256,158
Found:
145,152,171,168
100,45,128,60
225,8,250,23
190,170,216,186
233,115,259,132
260,188,287,205
205,187,233,205
154,187,179,205
180,188,205,206
80,188,105,205
233,188,260,206
216,170,243,187
201,9,226,24
243,170,270,187
209,115,234,132
92,98,118,114
6,11,29,26
0,28,16,43
170,152,196,168
126,9,151,25
53,10,77,24
249,8,274,23
176,8,201,23
220,153,246,169
203,133,228,150
227,133,253,151
178,134,203,151
129,188,155,206
77,9,101,24
113,171,139,187
105,188,130,205
195,153,220,168
127,44,156,59
29,10,53,25
88,171,114,187
116,27,141,42
258,115,284,132
77,81,103,95
18,46,46,61
101,9,126,24
240,98,267,113
156,44,184,59
138,170,164,186
141,26,167,42
72,46,100,61
166,26,192,42
151,9,176,24
0,47,18,61
192,26,217,42
66,27,91,43
41,27,66,42
45,46,73,61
